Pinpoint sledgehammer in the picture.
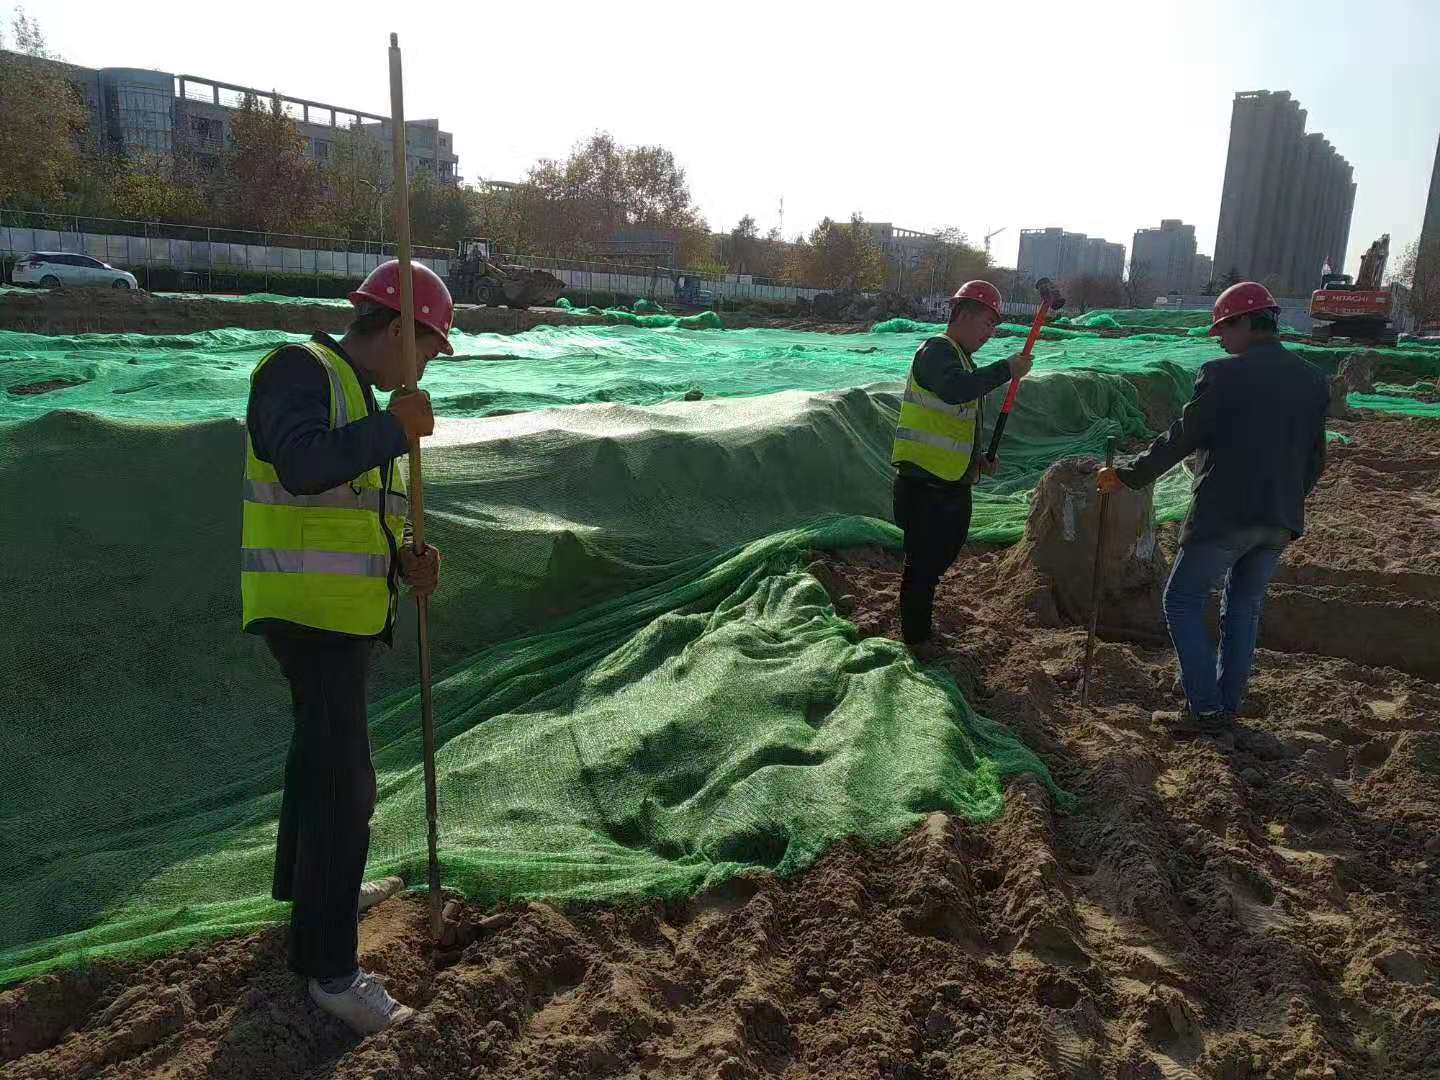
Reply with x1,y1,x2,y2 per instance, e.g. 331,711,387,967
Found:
986,277,1065,464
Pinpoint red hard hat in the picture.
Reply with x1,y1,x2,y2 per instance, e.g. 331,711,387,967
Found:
1210,281,1279,334
349,260,455,355
948,279,1003,318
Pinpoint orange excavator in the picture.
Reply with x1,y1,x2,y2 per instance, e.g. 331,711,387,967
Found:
1309,234,1396,345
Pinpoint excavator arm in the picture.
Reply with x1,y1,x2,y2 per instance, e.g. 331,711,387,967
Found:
1353,234,1389,290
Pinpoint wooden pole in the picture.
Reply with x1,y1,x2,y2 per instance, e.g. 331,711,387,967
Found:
1079,436,1118,711
388,31,444,942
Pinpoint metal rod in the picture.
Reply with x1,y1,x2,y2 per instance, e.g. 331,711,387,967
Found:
388,30,444,942
1080,436,1119,710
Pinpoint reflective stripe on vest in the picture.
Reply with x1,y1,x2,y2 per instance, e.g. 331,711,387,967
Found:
242,478,408,518
890,335,979,482
241,548,391,577
241,340,407,636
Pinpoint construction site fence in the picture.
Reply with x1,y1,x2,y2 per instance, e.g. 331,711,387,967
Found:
0,209,451,296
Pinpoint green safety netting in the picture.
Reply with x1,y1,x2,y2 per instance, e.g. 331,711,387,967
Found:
1066,308,1214,329
4,312,1438,985
0,391,1090,985
8,319,1440,424
555,295,722,330
1348,392,1440,419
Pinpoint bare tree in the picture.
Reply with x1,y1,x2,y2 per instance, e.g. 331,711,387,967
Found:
1123,260,1153,307
1065,274,1123,313
1395,237,1440,326
912,227,989,300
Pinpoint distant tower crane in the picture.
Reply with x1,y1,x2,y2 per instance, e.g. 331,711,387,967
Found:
984,226,1006,259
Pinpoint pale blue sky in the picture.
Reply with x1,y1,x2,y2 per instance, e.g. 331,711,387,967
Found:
21,0,1440,275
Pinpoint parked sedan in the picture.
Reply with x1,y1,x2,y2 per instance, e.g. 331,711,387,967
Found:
10,252,139,290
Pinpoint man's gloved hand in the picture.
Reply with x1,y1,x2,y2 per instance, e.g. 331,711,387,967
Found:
389,389,435,442
977,455,998,476
1096,466,1125,496
399,543,441,598
1005,351,1034,380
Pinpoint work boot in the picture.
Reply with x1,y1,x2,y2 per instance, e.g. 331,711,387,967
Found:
1233,691,1269,719
359,876,404,914
309,971,415,1035
1153,709,1234,736
907,638,946,663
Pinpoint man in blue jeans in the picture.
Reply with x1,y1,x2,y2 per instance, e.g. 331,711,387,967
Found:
1097,282,1329,729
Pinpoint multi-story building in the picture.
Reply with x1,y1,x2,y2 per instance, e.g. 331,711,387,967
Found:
1017,227,1124,283
1192,253,1214,292
1131,219,1198,295
861,223,934,264
6,51,459,184
1212,90,1354,297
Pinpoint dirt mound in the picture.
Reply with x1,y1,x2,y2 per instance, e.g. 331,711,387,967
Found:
0,288,634,337
2,414,1437,1079
0,289,892,338
1328,351,1379,418
0,287,347,336
1001,456,1168,635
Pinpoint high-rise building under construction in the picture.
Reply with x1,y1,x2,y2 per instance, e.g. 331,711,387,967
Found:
1213,90,1355,297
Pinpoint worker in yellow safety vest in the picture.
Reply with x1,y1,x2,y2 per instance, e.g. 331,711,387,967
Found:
890,280,1032,659
241,259,452,1035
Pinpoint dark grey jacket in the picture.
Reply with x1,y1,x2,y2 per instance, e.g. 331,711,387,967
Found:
1116,341,1329,544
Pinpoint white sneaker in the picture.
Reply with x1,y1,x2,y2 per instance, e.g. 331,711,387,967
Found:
359,875,404,914
308,971,415,1035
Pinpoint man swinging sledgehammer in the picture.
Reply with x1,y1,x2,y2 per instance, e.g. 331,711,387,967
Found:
889,280,1033,659
241,260,452,1034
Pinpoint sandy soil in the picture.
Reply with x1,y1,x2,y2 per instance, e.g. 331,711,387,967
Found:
2,413,1437,1080
4,286,1375,343
0,287,621,337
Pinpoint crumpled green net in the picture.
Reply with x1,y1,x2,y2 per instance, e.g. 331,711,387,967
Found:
4,314,1439,985
555,295,722,330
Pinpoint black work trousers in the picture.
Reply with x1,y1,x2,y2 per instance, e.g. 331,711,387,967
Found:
893,473,974,645
266,634,377,979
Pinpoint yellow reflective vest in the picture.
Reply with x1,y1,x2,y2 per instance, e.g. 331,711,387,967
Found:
890,335,982,482
241,340,406,636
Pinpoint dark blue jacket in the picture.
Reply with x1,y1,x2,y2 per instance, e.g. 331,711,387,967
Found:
1116,341,1329,544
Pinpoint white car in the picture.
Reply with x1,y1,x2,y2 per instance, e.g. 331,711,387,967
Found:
11,252,139,290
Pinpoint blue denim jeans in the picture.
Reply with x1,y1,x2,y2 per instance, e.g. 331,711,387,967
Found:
1163,526,1292,716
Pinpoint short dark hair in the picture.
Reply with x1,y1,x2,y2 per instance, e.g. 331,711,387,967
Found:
348,301,401,337
947,298,993,324
1248,310,1279,333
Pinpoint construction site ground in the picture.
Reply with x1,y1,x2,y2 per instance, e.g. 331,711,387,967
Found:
3,411,1437,1080
0,285,866,337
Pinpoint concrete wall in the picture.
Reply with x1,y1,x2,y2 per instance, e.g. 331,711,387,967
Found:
1,226,449,280
547,267,823,304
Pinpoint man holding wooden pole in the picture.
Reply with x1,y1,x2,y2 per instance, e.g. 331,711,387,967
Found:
239,32,450,1038
240,253,450,1034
